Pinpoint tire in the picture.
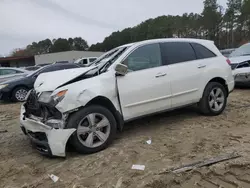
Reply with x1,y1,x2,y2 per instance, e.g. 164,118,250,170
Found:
11,86,28,102
66,105,117,154
198,82,227,116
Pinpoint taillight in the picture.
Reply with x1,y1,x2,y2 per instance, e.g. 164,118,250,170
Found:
226,59,231,65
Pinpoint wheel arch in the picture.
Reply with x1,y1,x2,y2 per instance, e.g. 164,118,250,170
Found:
10,84,29,98
85,96,124,131
205,77,228,97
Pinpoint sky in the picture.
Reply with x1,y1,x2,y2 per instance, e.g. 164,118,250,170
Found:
0,0,227,56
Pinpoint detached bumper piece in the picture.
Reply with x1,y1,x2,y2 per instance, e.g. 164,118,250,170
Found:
27,129,52,156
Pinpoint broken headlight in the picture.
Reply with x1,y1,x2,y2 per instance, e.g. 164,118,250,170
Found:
38,91,53,103
51,89,68,106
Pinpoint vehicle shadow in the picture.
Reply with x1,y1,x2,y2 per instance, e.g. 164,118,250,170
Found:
0,100,21,105
120,105,200,134
235,85,250,89
67,105,200,157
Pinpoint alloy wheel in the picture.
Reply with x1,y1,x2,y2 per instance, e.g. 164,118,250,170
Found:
208,87,225,112
15,89,28,101
77,113,111,148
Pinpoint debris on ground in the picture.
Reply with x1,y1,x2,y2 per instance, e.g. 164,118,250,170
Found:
48,174,59,183
146,139,152,145
1,89,250,187
171,152,241,173
115,177,123,188
0,130,8,133
131,164,145,171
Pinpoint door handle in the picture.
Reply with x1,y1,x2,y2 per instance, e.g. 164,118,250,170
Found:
155,73,167,78
197,65,206,69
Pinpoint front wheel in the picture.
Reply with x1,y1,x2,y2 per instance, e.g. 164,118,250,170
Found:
67,105,117,154
198,82,227,116
12,87,28,102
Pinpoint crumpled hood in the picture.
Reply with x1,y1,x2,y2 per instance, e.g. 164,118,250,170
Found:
229,56,250,64
34,66,96,92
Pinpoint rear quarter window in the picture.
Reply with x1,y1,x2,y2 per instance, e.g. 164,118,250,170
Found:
191,43,216,59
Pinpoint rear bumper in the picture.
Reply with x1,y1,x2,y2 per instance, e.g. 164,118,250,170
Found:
20,105,76,157
227,80,235,94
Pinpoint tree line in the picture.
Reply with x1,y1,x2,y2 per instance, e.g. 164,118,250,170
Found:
89,0,250,51
12,0,250,56
12,37,89,56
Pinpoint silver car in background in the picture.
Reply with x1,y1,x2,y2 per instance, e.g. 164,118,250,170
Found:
229,43,250,87
0,67,30,83
220,48,235,57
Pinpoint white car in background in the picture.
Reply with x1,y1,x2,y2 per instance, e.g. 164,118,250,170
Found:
74,57,97,67
20,38,234,157
229,43,250,87
220,48,235,58
0,67,30,83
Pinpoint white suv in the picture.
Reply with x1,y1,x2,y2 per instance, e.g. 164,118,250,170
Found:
20,38,234,157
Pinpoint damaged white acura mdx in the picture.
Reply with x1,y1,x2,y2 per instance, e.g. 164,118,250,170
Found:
20,38,235,157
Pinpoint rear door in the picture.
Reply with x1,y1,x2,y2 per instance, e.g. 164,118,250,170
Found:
160,42,203,107
117,43,172,120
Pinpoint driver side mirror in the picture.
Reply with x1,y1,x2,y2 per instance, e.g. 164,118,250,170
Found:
115,63,128,76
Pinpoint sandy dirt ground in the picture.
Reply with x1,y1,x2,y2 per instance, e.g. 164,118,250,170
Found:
1,89,250,188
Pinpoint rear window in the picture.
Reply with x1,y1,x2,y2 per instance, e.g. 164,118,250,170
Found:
160,42,196,65
191,43,216,59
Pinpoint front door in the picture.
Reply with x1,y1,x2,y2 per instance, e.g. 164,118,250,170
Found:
117,43,172,121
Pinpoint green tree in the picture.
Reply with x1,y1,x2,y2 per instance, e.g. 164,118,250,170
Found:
224,0,242,47
50,38,71,52
71,37,89,50
241,0,250,39
201,0,223,44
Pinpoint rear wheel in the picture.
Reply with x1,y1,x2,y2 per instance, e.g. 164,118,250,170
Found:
199,82,227,116
67,105,117,154
12,87,28,102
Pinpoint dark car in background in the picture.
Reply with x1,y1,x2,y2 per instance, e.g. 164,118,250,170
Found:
24,66,41,71
0,63,80,102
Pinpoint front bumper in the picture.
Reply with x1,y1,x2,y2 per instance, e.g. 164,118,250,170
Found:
20,105,76,157
234,75,250,87
0,90,11,101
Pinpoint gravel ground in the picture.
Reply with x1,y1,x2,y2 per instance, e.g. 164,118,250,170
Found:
1,89,250,188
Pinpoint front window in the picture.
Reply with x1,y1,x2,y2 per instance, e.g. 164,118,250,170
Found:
230,43,250,57
124,43,162,71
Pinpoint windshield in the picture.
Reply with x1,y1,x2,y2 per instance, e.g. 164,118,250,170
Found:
230,43,250,57
88,45,131,67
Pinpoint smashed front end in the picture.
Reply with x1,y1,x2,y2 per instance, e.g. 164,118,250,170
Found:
20,90,75,157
